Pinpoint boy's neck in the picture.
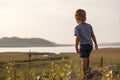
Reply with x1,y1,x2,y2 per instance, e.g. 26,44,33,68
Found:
77,21,85,24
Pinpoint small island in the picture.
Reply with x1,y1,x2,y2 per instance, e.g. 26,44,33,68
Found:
0,37,73,47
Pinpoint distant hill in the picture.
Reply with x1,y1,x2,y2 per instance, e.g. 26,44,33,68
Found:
0,37,59,47
0,37,119,47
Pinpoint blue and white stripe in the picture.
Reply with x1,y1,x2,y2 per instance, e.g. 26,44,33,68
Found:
74,23,94,45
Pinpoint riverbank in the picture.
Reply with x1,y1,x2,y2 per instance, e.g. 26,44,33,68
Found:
0,48,120,79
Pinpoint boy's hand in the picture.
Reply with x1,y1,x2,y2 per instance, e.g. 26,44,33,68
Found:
76,49,80,53
95,44,98,50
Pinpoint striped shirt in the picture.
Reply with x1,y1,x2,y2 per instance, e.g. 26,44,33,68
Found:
74,23,94,45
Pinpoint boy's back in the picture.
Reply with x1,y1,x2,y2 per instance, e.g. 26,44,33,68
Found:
75,23,93,45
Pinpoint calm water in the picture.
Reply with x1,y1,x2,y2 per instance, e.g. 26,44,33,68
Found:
0,46,76,54
0,45,120,54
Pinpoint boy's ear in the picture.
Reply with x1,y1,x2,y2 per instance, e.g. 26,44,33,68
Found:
76,16,79,20
75,16,78,20
75,15,80,21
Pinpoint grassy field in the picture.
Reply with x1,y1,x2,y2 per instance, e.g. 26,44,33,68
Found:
0,48,120,80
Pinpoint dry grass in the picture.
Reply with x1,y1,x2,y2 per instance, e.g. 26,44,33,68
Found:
0,48,120,79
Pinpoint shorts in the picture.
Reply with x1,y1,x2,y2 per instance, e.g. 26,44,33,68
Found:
79,44,93,58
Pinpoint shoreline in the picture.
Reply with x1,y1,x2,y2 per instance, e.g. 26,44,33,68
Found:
0,47,120,53
0,48,120,55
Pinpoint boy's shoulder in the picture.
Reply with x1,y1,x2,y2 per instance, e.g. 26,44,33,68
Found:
76,23,92,28
75,24,81,30
84,23,92,27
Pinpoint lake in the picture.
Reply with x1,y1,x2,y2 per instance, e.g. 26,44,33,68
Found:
0,45,120,54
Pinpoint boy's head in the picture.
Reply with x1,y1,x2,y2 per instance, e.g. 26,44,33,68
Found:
75,9,86,24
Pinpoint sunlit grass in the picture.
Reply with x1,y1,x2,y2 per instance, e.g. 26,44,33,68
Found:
0,48,120,80
5,60,120,80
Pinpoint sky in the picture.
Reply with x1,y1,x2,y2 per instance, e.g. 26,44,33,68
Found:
0,0,120,44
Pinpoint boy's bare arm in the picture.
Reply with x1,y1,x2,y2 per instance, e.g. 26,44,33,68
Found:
75,35,80,53
92,34,98,50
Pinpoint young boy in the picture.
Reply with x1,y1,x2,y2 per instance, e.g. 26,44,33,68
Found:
74,9,98,77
